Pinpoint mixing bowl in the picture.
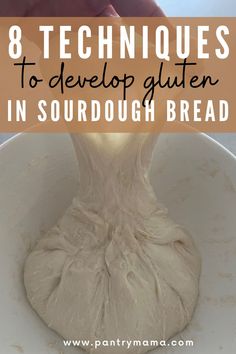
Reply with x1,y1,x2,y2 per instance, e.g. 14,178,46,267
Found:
0,132,235,354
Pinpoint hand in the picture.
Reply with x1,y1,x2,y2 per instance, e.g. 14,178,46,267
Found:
0,0,165,17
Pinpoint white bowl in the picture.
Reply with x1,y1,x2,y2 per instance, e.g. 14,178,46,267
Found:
0,133,236,354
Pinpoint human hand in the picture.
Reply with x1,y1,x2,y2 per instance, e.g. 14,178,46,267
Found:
0,0,165,17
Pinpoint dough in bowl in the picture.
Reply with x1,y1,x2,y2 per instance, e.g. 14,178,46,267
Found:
24,133,201,353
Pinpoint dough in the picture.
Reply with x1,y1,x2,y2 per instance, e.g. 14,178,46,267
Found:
24,133,201,353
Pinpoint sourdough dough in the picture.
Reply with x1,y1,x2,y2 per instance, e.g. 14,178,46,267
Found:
24,133,201,353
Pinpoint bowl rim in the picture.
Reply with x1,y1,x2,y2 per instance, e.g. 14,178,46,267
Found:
0,132,235,161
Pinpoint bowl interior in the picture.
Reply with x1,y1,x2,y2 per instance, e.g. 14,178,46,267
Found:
0,133,236,354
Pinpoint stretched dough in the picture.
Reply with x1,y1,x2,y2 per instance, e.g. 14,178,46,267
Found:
24,133,201,353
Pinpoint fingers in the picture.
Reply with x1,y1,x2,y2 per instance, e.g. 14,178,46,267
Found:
26,0,108,16
0,0,164,17
98,4,119,17
111,0,165,17
26,0,115,16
